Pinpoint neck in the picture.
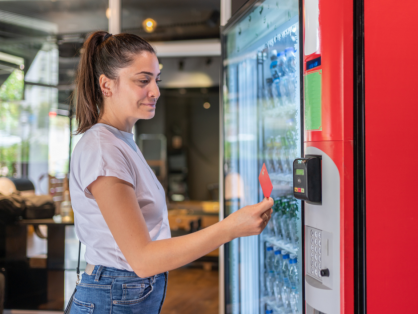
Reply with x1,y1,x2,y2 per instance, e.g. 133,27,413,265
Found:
98,113,136,133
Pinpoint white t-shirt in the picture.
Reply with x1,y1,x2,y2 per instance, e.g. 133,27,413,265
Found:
69,123,171,271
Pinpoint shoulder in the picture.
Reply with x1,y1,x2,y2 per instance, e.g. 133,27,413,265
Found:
73,124,125,155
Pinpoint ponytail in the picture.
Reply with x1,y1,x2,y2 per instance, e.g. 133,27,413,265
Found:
74,31,155,134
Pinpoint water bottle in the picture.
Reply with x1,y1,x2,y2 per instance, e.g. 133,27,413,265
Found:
288,200,299,249
276,52,289,105
289,255,299,290
264,78,274,109
279,199,291,243
269,50,279,78
285,48,297,74
273,249,284,306
272,199,282,240
265,246,275,272
289,255,299,314
273,248,283,276
281,252,291,310
266,270,275,297
285,47,297,105
266,305,274,314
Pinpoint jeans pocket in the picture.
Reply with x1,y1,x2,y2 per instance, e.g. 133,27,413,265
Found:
113,281,154,305
72,297,94,314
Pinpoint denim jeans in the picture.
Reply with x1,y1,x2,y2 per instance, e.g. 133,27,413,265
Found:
70,265,168,314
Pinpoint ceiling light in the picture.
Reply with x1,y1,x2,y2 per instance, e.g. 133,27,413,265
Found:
143,18,157,33
106,8,111,19
203,102,211,109
159,63,163,70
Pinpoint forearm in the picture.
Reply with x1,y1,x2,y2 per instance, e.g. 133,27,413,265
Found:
133,219,232,277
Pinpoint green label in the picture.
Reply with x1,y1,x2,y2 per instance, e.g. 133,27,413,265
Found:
304,71,322,131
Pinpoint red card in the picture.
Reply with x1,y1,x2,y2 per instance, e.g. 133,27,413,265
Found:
259,163,273,198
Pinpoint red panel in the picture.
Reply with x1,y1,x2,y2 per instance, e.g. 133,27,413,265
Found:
365,0,418,312
304,0,354,143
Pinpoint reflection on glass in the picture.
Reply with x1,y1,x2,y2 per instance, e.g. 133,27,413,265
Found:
223,0,302,313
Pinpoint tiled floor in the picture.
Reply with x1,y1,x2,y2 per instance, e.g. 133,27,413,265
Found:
161,267,219,314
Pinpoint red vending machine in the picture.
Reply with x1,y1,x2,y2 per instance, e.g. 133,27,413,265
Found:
220,0,418,313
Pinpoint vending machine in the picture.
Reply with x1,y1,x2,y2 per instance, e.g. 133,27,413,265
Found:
220,0,418,313
220,0,355,313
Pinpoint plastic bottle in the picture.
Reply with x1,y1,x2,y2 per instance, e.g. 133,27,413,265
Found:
272,199,282,240
289,255,300,314
272,248,284,306
269,50,279,78
289,255,299,291
264,78,274,109
288,200,299,249
266,305,274,314
273,248,283,277
61,190,74,223
279,198,291,243
273,135,283,173
276,51,289,105
265,246,275,272
281,252,291,310
266,270,276,297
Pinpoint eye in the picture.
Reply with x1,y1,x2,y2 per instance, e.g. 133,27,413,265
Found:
156,79,162,84
139,80,149,84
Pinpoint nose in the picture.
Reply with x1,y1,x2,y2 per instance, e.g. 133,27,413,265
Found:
148,80,160,100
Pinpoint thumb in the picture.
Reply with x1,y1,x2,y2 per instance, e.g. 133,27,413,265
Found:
256,197,274,214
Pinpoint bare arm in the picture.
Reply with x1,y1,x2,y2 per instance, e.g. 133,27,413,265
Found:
89,176,273,278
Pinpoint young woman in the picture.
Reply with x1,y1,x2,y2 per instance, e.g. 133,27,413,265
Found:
69,31,273,314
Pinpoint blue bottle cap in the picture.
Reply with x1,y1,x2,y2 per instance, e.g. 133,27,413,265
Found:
283,254,289,259
274,249,282,255
267,246,273,251
277,51,285,57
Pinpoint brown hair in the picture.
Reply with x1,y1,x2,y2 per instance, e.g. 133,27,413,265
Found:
74,31,155,134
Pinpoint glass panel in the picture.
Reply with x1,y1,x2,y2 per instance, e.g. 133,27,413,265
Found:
223,0,302,313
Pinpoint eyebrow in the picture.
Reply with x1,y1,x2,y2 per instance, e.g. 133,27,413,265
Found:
134,71,161,76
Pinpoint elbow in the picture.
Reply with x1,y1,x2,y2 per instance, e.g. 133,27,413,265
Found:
131,263,155,278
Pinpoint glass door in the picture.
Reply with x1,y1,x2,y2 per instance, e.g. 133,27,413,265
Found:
222,1,303,313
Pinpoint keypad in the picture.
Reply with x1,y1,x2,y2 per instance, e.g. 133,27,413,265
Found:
307,226,322,281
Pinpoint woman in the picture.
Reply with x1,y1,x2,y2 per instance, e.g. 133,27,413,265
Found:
69,31,273,314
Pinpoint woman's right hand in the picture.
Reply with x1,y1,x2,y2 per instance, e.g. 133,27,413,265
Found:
223,197,274,240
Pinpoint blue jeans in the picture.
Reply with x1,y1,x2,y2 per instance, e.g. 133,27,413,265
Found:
70,265,168,314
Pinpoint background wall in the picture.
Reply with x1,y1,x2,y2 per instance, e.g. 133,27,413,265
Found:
136,86,219,201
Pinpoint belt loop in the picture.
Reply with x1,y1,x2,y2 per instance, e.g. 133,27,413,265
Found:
94,266,104,282
151,274,156,285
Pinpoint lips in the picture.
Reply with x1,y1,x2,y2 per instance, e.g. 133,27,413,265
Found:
142,103,156,108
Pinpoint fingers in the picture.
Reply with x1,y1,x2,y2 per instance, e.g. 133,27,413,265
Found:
256,197,274,214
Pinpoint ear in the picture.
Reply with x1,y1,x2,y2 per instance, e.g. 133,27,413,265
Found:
99,74,114,96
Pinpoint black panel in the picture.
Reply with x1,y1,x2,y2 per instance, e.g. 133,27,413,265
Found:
354,0,367,312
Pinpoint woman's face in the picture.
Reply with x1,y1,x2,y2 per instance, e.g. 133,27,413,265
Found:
112,51,161,121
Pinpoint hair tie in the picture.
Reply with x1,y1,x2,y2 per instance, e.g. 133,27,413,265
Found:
104,33,112,41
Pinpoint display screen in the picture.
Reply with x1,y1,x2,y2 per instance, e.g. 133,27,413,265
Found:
306,57,321,70
296,169,305,175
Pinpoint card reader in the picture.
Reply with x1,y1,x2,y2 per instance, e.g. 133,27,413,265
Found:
293,155,322,204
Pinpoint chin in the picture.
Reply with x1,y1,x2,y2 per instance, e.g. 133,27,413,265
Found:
141,111,156,120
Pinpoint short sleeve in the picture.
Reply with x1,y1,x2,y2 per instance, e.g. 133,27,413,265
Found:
78,142,136,199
